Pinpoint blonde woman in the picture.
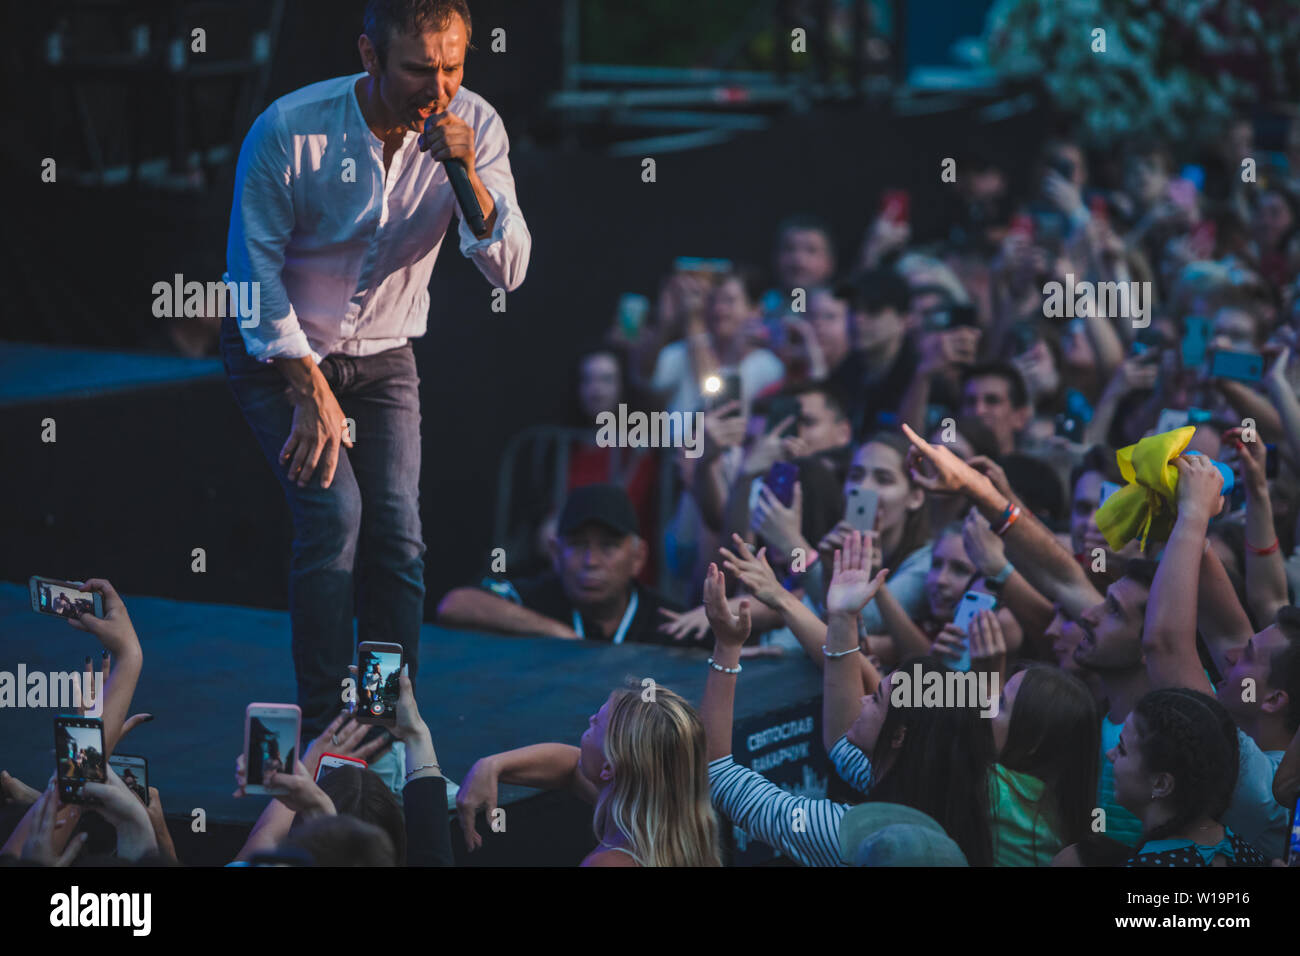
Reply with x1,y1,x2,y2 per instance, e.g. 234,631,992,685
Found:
457,683,722,866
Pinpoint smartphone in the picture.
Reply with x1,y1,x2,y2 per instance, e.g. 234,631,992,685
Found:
880,189,910,226
673,257,732,274
704,370,743,412
1210,349,1264,383
615,294,650,339
355,642,403,725
54,716,106,804
950,591,999,672
30,577,104,619
763,462,799,509
244,703,301,795
765,395,801,437
1182,316,1210,369
845,487,879,534
108,753,149,807
314,753,367,784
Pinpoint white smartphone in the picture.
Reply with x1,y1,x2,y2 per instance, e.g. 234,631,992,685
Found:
949,591,998,672
244,703,301,795
845,487,879,533
30,576,104,619
109,753,150,807
315,753,367,784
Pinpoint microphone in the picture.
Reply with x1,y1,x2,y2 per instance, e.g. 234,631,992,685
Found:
424,113,485,235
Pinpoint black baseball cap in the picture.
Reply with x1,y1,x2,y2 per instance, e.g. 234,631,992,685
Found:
558,484,639,538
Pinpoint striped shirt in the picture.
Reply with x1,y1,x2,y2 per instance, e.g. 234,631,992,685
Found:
708,735,874,867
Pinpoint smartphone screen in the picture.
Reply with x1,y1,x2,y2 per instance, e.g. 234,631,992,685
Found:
763,462,799,509
845,487,879,533
109,753,149,807
356,644,403,725
245,705,300,790
1210,349,1264,383
55,717,106,804
31,577,103,619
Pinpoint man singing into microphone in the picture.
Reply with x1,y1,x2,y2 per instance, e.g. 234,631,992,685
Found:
220,0,530,755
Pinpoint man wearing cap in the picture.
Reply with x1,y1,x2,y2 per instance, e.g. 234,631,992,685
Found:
438,484,689,645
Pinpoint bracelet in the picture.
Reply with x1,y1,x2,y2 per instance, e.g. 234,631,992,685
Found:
994,504,1021,537
708,657,742,674
1246,538,1280,556
405,762,441,781
986,562,1015,589
822,644,860,659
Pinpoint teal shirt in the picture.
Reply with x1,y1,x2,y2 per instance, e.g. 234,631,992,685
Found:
989,763,1063,866
1098,715,1144,848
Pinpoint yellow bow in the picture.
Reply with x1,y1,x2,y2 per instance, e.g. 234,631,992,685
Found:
1094,426,1196,552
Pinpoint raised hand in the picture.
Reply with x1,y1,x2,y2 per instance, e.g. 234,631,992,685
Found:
825,530,889,617
265,760,337,819
1173,453,1224,522
703,562,752,650
718,533,787,609
751,481,807,558
64,578,140,657
902,423,982,496
657,604,712,642
962,508,1007,578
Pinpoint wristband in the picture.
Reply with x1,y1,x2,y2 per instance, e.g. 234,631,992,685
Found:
986,562,1015,589
822,644,860,659
1246,538,1280,556
708,657,742,674
994,504,1021,536
405,763,441,781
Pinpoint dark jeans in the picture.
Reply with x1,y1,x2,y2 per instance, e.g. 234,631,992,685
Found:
220,316,425,738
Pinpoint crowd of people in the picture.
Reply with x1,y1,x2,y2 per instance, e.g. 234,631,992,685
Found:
442,117,1300,867
5,115,1300,867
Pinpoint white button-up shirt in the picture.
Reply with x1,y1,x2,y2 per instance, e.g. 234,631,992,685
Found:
225,72,531,362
